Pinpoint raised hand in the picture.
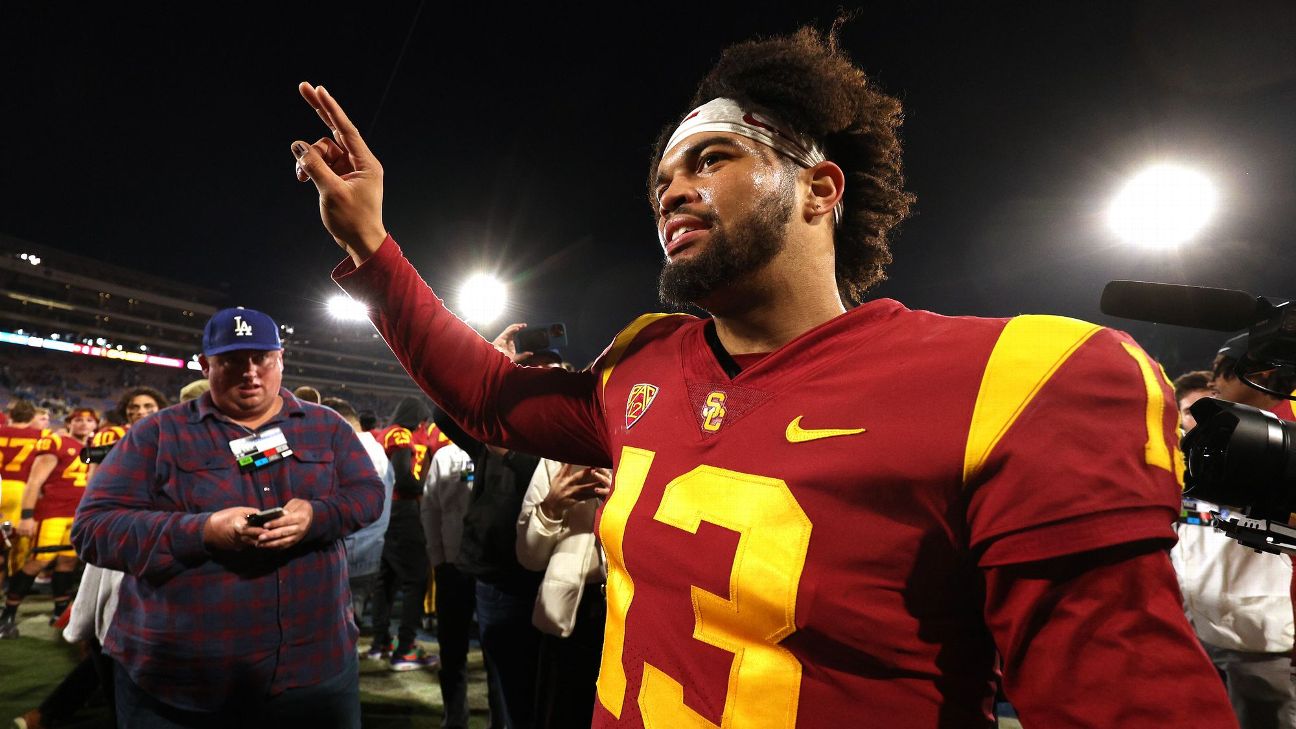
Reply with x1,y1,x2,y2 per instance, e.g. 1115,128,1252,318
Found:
491,323,530,363
291,83,388,266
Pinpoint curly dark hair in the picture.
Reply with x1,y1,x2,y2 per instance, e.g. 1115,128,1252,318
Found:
115,386,170,422
1212,356,1296,397
650,25,915,305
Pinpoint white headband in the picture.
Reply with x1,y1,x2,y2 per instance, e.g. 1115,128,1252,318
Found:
665,98,843,224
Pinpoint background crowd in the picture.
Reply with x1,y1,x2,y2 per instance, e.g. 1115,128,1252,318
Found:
3,314,1295,729
0,314,611,729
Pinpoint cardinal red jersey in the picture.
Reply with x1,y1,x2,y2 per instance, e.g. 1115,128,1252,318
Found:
336,239,1234,728
375,423,428,479
0,424,51,486
1275,399,1296,422
412,423,451,483
587,302,1184,729
32,432,89,520
91,425,127,449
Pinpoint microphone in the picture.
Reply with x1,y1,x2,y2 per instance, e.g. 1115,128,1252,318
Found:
1100,280,1261,332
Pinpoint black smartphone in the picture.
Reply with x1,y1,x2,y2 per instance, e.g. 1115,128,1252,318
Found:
246,507,285,528
514,323,568,353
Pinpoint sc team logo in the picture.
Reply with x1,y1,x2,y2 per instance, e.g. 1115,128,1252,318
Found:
701,391,727,432
233,315,254,337
625,384,659,430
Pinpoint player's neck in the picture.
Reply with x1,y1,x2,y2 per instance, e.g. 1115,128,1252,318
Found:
707,252,845,355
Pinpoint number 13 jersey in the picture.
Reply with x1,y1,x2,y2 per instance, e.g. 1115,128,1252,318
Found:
588,299,1182,729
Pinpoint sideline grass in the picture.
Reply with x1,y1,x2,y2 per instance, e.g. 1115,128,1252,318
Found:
0,596,491,728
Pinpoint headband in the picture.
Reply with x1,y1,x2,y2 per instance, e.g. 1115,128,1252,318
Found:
664,98,843,224
67,408,99,423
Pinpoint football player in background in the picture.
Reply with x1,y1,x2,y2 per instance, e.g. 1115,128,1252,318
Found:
367,397,437,670
0,399,49,600
3,408,97,633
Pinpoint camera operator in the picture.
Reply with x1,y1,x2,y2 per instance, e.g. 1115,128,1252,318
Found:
1173,334,1296,729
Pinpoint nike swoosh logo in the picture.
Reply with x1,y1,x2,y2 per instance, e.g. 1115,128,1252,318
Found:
785,416,866,443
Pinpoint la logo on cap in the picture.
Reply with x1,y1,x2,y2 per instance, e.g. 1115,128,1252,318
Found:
233,315,253,337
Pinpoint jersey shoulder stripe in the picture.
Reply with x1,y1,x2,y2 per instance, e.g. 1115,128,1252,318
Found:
962,315,1102,484
597,313,690,399
91,427,126,447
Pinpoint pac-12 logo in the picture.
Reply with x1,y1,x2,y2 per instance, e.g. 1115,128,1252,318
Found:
701,391,727,432
233,315,253,337
625,384,659,430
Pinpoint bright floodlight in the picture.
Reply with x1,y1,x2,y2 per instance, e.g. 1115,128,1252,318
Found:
327,294,369,321
458,274,507,325
1108,164,1217,248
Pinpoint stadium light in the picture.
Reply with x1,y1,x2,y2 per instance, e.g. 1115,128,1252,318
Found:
457,273,507,325
327,294,369,321
1108,163,1217,248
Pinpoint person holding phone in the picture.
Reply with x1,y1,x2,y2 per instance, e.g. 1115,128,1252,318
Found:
72,307,384,728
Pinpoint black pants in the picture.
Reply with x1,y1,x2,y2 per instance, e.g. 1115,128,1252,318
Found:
40,640,116,726
534,586,606,729
114,652,359,728
371,502,429,649
435,563,506,729
476,575,543,729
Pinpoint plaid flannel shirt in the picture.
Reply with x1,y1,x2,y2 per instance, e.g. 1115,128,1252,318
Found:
72,389,383,711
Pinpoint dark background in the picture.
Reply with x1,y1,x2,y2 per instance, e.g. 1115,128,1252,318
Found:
3,1,1294,372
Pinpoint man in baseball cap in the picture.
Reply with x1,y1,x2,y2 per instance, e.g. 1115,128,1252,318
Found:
199,307,284,421
202,307,282,356
73,305,383,727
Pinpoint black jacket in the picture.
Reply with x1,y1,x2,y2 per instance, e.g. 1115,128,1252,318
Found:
434,409,542,584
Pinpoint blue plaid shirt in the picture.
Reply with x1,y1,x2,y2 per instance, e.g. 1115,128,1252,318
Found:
73,389,383,711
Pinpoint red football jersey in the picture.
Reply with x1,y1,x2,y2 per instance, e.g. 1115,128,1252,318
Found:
91,425,128,449
0,424,51,486
412,423,451,483
336,236,1236,729
587,304,1186,728
376,423,433,482
32,432,89,519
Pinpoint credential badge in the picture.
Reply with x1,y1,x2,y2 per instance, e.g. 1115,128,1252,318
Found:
625,383,659,430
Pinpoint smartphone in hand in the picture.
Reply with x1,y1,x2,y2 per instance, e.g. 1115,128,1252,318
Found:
514,323,568,353
246,507,285,528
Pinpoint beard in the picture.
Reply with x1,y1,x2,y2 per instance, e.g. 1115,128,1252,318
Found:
657,184,795,309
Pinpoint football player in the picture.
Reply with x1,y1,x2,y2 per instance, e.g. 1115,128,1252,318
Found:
293,27,1234,728
0,400,49,587
3,408,97,632
366,397,436,670
86,386,170,481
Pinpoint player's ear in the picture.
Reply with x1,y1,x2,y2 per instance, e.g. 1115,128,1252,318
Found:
803,160,844,223
198,354,211,376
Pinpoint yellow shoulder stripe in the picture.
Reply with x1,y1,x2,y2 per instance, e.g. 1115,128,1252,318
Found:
598,313,680,399
962,315,1102,485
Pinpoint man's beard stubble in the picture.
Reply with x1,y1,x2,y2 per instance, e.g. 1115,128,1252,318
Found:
657,185,795,310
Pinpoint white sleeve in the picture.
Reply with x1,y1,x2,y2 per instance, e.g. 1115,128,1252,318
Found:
517,458,564,571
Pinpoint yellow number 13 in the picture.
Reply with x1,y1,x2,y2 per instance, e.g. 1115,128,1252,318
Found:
598,446,813,728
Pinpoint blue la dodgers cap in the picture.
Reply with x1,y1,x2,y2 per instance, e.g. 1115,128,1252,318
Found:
202,307,283,356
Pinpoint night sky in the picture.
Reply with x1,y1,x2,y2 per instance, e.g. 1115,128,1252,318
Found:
3,1,1294,372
